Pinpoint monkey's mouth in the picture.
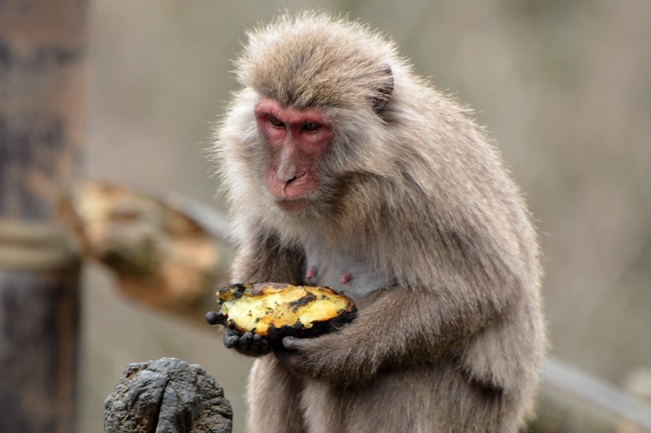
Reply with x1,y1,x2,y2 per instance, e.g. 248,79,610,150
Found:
275,197,313,212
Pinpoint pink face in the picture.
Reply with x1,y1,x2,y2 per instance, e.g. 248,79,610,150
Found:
254,98,333,212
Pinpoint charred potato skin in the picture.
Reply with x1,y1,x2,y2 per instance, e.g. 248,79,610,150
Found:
209,283,357,342
266,304,357,341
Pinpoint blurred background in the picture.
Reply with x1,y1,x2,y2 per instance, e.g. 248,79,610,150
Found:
75,0,651,432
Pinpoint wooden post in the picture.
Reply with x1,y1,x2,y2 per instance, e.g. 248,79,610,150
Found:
0,1,87,432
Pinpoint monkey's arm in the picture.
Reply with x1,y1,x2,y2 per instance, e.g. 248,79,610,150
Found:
230,231,305,284
221,230,305,357
277,272,517,388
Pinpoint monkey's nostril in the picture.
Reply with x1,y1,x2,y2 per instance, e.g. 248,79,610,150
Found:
284,171,305,185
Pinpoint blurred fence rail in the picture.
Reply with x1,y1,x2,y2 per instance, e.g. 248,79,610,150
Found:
533,358,651,432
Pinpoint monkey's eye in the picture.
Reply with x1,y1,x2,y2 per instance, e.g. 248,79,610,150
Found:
302,122,321,132
267,115,285,128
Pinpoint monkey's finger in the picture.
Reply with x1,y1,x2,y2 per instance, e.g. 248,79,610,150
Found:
250,333,270,354
223,327,242,349
281,336,305,351
238,331,254,350
205,311,226,326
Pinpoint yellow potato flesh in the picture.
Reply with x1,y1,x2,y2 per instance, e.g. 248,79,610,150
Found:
218,284,353,336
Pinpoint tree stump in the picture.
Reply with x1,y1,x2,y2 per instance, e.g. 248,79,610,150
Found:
104,358,233,433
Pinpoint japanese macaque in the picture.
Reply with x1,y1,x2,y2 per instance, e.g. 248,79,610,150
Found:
211,11,546,433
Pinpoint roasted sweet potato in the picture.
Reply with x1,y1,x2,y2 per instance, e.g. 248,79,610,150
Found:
206,283,356,340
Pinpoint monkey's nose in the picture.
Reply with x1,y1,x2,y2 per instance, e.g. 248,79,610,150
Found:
277,169,304,186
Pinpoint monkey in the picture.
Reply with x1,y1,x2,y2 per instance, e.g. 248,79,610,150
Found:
211,11,546,433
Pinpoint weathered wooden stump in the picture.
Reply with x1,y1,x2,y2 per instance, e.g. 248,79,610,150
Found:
104,357,232,433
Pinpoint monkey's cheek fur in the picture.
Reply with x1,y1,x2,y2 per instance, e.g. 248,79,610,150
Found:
209,283,357,342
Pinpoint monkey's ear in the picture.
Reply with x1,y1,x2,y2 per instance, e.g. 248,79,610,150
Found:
371,65,394,115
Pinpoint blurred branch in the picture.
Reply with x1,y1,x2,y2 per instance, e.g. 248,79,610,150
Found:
59,181,233,326
533,358,651,432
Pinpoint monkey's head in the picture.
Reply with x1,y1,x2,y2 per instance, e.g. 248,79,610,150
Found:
219,12,404,221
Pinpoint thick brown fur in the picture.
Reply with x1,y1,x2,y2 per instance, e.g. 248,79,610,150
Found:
213,11,546,433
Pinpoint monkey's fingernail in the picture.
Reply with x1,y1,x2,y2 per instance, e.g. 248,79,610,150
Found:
341,272,352,284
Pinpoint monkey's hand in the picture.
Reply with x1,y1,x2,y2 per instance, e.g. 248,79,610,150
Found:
206,310,271,356
223,327,271,356
275,334,369,388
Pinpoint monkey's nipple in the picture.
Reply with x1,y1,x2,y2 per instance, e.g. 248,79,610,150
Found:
305,266,318,281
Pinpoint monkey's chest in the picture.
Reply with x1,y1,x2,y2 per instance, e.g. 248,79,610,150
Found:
302,241,390,301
